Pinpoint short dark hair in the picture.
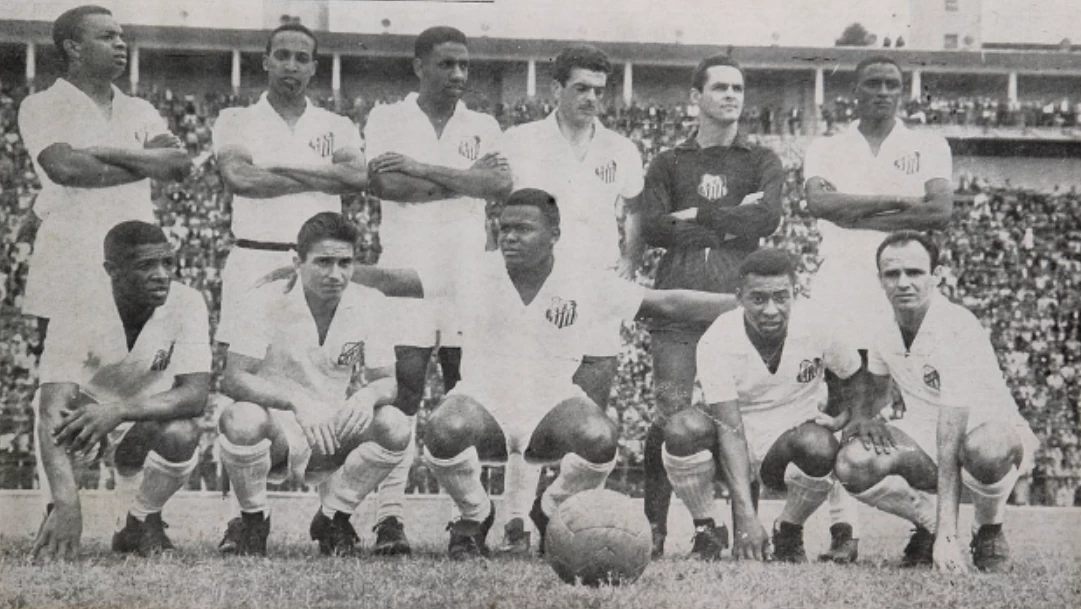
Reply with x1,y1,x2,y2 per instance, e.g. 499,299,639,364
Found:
875,230,940,270
104,221,169,264
691,54,743,91
296,212,359,260
738,248,797,284
552,44,611,85
854,55,902,82
504,188,560,229
266,22,318,58
53,5,113,67
415,26,468,59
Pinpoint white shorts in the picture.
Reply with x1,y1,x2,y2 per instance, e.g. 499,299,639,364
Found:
888,411,1040,474
266,402,374,486
218,246,296,343
743,400,823,466
808,259,894,350
447,380,589,456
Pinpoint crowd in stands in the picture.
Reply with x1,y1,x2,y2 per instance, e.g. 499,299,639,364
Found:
824,95,1081,134
0,81,1078,506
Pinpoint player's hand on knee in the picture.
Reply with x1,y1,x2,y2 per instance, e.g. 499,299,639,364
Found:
335,403,370,446
842,417,895,454
31,504,82,563
933,536,970,573
294,399,338,457
53,402,123,455
732,517,770,562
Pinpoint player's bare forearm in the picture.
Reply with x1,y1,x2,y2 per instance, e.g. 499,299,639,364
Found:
805,179,917,226
116,373,211,421
349,373,398,409
710,401,758,521
267,148,368,194
86,146,192,182
636,289,739,324
37,383,82,507
223,355,302,412
36,144,143,187
414,162,513,200
368,171,454,202
848,183,953,231
621,209,645,274
217,148,311,198
935,405,968,539
350,266,425,298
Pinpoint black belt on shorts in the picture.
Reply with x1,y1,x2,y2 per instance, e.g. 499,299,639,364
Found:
235,239,294,252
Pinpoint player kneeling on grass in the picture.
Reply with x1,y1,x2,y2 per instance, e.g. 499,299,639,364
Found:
834,231,1039,573
33,221,212,561
663,249,864,562
215,212,409,557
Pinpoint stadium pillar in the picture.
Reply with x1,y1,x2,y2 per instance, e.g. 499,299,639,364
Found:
623,62,633,108
527,58,537,98
1007,71,1018,104
231,49,241,95
332,52,342,112
129,45,140,94
911,69,922,101
813,67,824,135
25,42,35,92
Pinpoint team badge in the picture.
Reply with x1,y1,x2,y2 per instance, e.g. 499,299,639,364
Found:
796,358,822,383
697,173,728,201
150,342,175,372
545,297,579,329
309,132,335,158
894,151,921,175
338,341,365,367
458,136,480,161
922,364,940,390
594,160,617,184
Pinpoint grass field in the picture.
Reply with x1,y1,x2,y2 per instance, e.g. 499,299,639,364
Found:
2,494,1080,609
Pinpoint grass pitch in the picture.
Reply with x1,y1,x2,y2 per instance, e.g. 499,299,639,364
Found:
2,500,1079,609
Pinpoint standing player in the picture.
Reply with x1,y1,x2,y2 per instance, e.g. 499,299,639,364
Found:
836,232,1038,572
213,22,366,356
500,45,645,550
663,249,863,562
32,221,211,561
214,213,410,557
802,55,953,562
638,55,783,556
363,26,511,555
19,5,191,337
346,189,737,558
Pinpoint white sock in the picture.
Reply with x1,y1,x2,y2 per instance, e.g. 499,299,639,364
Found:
375,415,415,522
662,447,719,521
130,451,197,520
503,452,542,521
963,465,1018,527
540,453,616,517
851,475,936,533
424,446,490,522
828,480,862,537
321,442,406,515
777,464,833,526
113,470,143,528
219,437,271,516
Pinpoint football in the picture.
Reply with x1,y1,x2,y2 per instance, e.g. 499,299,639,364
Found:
545,489,652,586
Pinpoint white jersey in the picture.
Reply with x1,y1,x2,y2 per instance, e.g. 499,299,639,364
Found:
222,281,397,405
421,253,644,401
38,282,212,404
213,93,362,243
503,113,644,270
363,93,501,267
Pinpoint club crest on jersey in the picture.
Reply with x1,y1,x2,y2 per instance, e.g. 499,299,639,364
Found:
796,358,823,383
922,364,940,390
338,342,365,367
545,297,578,329
697,173,728,201
150,342,175,372
309,132,334,158
894,151,921,175
594,160,617,184
458,136,480,161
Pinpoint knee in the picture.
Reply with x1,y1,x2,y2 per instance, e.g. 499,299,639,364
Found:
218,401,270,445
572,411,619,464
156,419,201,460
789,423,840,478
423,397,479,457
371,406,412,452
962,422,1023,484
833,442,886,492
663,409,714,457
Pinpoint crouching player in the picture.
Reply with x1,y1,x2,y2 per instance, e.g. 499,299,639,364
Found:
33,221,211,560
835,231,1039,572
215,212,410,557
662,249,865,562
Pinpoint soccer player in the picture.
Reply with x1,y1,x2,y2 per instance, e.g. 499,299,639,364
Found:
345,188,737,559
802,55,953,562
213,21,366,356
18,5,191,336
364,26,511,555
214,213,410,557
663,249,863,562
638,55,783,556
500,44,645,550
835,231,1039,572
32,221,211,561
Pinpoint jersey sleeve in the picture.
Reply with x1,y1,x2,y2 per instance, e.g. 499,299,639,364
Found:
618,138,645,201
801,137,830,183
361,105,395,159
594,272,647,324
17,94,76,161
922,133,953,183
138,98,171,141
934,318,998,410
220,285,275,359
37,308,90,386
334,114,364,152
697,327,739,405
866,341,889,376
821,323,862,380
170,288,213,375
363,292,399,370
211,108,245,154
479,115,504,156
